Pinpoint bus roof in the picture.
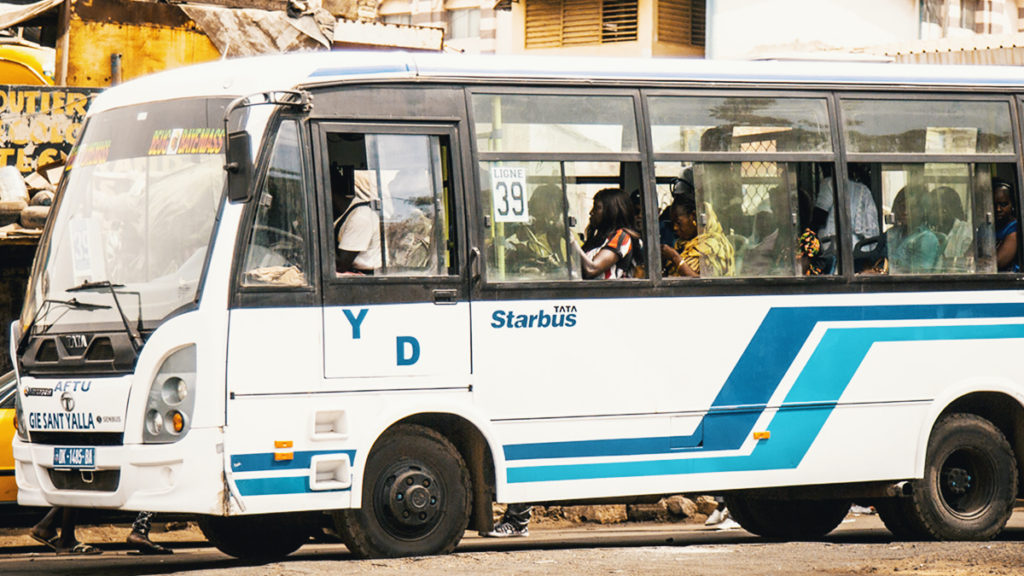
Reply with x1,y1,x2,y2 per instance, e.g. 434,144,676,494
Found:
89,50,1024,115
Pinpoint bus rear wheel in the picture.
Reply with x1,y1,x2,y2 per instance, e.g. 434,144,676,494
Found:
334,423,470,558
199,512,313,561
725,495,850,539
904,413,1017,541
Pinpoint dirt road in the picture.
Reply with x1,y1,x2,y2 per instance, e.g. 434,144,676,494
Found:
0,509,1022,576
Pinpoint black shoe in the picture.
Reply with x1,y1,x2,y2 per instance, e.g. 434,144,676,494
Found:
127,531,173,555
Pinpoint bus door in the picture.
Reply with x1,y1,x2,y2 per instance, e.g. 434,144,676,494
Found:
315,123,470,384
225,115,325,510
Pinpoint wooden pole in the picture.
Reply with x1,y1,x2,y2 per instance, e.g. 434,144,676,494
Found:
55,0,70,85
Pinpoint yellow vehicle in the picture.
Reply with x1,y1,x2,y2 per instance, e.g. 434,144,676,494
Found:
0,371,15,505
0,39,54,86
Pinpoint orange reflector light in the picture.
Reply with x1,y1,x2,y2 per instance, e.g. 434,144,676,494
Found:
753,431,770,440
171,411,185,433
274,440,293,449
274,452,294,461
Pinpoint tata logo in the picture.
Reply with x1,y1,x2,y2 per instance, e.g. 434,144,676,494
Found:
61,334,89,353
60,391,75,412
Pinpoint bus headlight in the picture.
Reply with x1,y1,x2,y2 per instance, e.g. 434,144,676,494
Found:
143,345,196,444
14,391,28,441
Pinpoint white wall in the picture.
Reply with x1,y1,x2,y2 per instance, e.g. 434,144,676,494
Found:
708,0,919,59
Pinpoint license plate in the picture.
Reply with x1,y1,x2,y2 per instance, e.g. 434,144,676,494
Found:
53,447,95,469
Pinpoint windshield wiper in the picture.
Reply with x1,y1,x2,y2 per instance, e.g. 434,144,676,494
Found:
16,297,112,357
67,281,145,352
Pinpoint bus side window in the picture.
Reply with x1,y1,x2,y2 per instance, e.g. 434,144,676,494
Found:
327,132,455,277
662,160,831,278
647,95,834,278
240,119,312,287
471,92,642,283
840,98,1016,276
862,163,1016,276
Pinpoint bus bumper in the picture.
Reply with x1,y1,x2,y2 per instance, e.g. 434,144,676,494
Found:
13,427,224,515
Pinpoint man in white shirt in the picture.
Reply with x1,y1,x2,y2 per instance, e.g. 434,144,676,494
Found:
815,167,880,270
336,172,381,275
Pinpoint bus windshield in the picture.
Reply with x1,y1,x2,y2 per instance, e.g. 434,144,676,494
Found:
21,99,228,336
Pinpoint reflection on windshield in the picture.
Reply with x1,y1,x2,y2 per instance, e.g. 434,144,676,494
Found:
22,100,228,334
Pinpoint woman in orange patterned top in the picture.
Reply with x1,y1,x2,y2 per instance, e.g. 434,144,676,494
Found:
575,188,641,279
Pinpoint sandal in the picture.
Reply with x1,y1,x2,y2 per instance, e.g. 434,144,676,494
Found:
55,542,102,555
29,533,59,551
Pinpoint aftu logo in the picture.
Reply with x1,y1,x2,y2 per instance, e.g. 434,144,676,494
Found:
491,305,577,329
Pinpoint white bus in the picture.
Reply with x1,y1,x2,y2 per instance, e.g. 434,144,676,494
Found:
11,51,1024,560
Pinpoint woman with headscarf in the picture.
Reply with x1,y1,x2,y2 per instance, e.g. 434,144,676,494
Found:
660,187,734,277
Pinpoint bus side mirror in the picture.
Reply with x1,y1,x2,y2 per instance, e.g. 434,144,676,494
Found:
225,130,253,203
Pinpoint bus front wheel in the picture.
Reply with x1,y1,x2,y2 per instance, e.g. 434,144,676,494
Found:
905,413,1017,541
724,495,850,539
198,512,313,561
334,423,471,558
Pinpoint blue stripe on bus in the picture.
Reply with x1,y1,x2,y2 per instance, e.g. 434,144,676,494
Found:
504,311,1024,483
503,303,1024,463
234,476,353,496
705,302,1024,449
230,450,356,473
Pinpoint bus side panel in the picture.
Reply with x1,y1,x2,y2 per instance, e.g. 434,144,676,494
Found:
224,306,327,514
483,290,1024,504
224,304,474,515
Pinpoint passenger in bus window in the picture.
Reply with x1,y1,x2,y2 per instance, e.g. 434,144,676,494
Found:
661,186,734,277
629,189,648,278
658,169,695,260
933,186,971,271
993,179,1020,272
335,172,381,275
572,188,641,279
743,186,795,276
506,184,566,276
815,165,880,272
888,185,940,274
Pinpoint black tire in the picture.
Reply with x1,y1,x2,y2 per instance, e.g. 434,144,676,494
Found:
199,512,313,561
874,498,929,540
725,495,850,539
904,414,1017,541
334,424,471,558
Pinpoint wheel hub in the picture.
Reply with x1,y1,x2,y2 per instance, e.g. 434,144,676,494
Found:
943,466,972,495
386,469,441,528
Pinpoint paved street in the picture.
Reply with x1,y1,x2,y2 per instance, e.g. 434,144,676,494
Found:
0,509,1022,576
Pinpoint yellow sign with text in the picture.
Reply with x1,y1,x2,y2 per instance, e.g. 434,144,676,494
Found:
0,85,101,174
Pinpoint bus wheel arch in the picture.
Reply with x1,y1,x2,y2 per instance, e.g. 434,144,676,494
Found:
399,413,497,535
334,420,476,558
935,392,1024,499
902,412,1018,541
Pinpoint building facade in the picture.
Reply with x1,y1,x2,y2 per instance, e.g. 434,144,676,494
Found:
377,0,499,53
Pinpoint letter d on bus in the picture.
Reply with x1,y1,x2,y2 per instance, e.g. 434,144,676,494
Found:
396,336,420,366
